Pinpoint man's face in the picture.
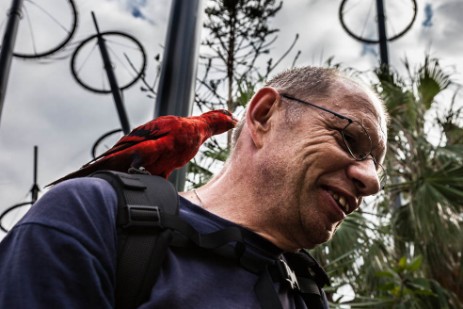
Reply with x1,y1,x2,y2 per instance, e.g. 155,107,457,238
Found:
257,80,387,250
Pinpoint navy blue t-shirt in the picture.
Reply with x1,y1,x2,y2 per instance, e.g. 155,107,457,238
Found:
0,177,321,308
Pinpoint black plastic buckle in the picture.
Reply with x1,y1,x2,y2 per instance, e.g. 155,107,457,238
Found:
278,258,300,291
125,204,162,229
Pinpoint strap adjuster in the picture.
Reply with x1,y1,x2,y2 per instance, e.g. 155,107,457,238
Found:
278,258,300,291
125,204,162,229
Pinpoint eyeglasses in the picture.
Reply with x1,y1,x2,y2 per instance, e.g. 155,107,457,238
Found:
280,93,387,189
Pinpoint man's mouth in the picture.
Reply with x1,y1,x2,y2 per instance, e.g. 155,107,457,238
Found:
328,190,350,214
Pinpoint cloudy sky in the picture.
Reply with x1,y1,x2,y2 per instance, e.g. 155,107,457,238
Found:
1,0,462,239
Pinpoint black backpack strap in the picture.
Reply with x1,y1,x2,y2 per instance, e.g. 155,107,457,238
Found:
281,251,330,308
254,250,330,309
235,246,330,309
91,170,179,309
92,170,246,309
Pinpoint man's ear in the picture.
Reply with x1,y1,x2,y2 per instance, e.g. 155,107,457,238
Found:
246,87,281,148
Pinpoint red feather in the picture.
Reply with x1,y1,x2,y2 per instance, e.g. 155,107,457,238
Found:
48,110,237,186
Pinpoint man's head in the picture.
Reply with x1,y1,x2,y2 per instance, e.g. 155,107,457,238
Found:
225,66,388,251
232,67,387,146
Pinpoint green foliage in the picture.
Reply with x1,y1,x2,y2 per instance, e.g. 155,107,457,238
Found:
372,56,463,307
187,138,232,187
315,56,463,308
415,57,451,110
366,256,454,309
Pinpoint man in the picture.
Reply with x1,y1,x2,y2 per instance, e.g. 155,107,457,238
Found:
0,66,387,308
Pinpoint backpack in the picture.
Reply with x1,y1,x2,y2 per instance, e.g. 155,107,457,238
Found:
91,170,330,309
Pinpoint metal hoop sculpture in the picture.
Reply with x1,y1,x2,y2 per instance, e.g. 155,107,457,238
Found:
339,0,417,44
5,0,79,58
0,201,32,233
91,128,123,159
70,31,147,94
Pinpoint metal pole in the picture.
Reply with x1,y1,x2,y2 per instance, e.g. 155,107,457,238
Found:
155,0,205,190
0,0,25,128
91,12,131,135
30,145,40,203
376,0,389,67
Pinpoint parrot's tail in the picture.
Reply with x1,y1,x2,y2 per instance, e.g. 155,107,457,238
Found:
46,161,103,187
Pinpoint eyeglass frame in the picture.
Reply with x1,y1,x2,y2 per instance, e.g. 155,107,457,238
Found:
279,93,387,189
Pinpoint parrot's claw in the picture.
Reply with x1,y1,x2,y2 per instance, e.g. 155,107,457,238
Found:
128,166,151,175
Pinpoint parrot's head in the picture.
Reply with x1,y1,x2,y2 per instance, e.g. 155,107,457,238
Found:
202,109,238,135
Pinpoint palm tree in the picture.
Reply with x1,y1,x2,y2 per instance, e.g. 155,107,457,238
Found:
376,57,462,306
311,57,463,308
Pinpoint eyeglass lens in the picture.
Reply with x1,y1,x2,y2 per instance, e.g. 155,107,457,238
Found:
342,121,387,188
341,121,372,160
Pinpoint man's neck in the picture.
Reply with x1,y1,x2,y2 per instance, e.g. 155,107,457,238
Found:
179,168,300,252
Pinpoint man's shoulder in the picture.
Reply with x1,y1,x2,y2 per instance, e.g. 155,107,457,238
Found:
14,177,118,238
0,177,119,308
49,176,117,198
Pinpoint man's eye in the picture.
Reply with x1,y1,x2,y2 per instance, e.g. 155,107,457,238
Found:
342,132,361,151
342,133,373,160
343,132,357,145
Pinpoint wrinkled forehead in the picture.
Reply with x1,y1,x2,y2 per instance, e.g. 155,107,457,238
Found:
330,78,387,125
330,79,388,152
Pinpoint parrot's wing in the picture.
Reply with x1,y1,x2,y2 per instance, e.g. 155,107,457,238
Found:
83,120,172,167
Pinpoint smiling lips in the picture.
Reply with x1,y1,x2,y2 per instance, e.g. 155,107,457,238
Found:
327,189,355,214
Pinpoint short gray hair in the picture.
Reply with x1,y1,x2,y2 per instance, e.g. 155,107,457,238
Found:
232,66,347,145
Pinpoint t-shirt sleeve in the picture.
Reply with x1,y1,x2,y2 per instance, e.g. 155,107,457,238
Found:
0,177,118,309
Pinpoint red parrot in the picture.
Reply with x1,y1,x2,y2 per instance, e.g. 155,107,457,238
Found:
48,110,237,186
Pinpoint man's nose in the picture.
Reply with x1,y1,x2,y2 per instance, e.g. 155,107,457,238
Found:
346,159,381,196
